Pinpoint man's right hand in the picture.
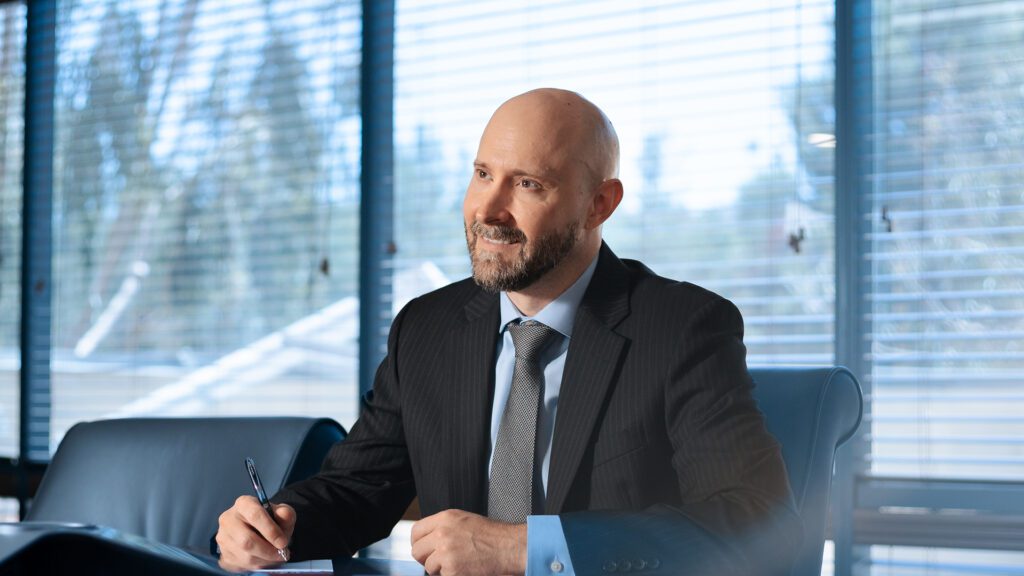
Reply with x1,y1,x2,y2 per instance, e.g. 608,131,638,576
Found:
215,495,297,572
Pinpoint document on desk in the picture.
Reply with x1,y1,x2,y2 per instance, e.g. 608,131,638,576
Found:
249,559,334,574
251,557,424,575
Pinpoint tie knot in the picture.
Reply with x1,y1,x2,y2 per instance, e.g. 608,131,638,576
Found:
507,321,559,361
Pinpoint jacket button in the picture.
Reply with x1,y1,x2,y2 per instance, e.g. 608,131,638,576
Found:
603,561,618,572
635,559,647,570
619,560,633,571
649,558,660,569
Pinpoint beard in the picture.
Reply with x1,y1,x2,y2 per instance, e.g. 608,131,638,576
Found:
465,219,580,293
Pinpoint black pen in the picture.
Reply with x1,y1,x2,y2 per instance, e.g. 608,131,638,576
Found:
245,457,289,562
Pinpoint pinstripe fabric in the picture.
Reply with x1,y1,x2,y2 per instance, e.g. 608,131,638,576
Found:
273,243,801,574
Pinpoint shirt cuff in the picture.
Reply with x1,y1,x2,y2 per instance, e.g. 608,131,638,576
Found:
526,515,575,575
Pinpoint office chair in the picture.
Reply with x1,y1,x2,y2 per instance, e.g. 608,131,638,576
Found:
750,366,863,576
25,417,345,552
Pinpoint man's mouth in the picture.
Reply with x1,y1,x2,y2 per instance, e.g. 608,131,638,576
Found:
471,222,526,247
480,235,518,245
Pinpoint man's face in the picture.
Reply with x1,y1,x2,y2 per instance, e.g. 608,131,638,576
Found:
462,108,591,293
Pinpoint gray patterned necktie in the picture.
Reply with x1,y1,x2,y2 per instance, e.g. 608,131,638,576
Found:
488,320,560,523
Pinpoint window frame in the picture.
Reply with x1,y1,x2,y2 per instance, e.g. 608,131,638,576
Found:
11,0,56,515
2,2,1023,575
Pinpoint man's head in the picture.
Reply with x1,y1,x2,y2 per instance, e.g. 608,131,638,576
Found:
463,88,623,295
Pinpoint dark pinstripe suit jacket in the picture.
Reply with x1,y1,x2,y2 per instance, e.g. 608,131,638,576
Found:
275,243,802,574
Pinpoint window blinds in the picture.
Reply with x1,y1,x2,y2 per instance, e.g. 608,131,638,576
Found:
49,0,362,449
863,0,1024,481
0,2,25,459
392,0,836,368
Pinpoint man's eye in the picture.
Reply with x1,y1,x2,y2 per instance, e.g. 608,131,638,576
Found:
519,179,539,189
477,169,489,179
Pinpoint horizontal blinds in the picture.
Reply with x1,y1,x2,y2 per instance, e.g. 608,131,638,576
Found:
869,546,1024,574
0,3,25,458
864,0,1024,480
393,0,835,366
50,0,362,448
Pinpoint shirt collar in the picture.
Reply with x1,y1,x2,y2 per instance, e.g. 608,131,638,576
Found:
499,252,600,339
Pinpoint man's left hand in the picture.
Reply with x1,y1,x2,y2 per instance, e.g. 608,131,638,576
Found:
411,509,527,576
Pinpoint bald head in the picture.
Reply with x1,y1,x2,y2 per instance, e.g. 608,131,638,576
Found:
483,88,620,190
464,88,624,305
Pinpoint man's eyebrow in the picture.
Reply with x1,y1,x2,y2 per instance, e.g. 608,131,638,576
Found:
472,160,558,183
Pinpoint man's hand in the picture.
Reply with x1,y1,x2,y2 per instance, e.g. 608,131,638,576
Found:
215,495,296,573
411,509,527,576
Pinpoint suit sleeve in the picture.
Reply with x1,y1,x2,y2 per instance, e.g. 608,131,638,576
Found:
270,304,417,561
560,297,803,576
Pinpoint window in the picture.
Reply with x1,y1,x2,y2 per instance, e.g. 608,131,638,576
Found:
49,0,362,448
0,497,16,523
0,2,25,459
864,0,1024,482
392,0,835,366
5,1,1021,573
869,547,1024,575
851,0,1024,572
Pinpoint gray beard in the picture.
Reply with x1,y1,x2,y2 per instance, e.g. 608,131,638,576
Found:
465,220,580,293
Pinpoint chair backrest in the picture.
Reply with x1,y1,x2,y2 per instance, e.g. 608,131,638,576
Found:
26,417,345,551
749,367,863,576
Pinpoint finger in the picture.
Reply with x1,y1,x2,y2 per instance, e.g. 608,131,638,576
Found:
235,525,287,566
422,549,443,576
410,512,441,543
217,545,279,574
271,503,297,552
219,511,287,566
237,496,290,549
217,515,288,571
410,530,435,565
218,543,280,573
272,503,296,532
219,500,294,569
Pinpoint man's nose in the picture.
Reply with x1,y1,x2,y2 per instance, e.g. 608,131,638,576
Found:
474,181,513,224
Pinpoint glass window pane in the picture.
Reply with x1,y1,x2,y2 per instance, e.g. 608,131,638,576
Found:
869,546,1024,575
0,497,18,522
393,0,835,365
865,0,1024,480
50,0,362,449
0,3,26,459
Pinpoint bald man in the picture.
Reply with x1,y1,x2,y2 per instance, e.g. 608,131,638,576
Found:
216,89,801,576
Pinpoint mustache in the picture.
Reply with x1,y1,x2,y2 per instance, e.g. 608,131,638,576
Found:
470,221,527,244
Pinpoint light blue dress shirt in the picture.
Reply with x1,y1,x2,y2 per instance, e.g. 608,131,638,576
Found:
489,254,599,575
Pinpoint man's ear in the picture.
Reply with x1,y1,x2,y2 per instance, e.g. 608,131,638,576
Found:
585,178,624,230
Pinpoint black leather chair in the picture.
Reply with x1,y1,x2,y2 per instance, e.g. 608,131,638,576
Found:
750,367,863,576
25,417,345,552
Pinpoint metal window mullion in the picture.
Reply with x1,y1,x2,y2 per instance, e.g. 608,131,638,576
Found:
358,0,394,399
19,0,56,517
834,0,874,573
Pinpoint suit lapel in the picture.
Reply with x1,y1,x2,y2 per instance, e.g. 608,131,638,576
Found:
545,244,631,513
445,289,499,515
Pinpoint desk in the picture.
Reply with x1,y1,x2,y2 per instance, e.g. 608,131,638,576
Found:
0,523,423,576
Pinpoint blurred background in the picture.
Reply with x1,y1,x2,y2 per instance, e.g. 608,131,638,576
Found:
1,0,1023,574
